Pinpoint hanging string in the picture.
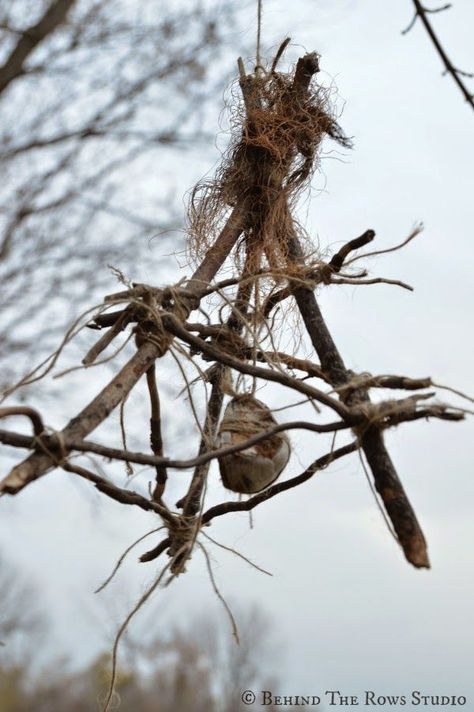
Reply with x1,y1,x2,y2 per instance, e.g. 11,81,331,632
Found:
256,0,263,73
250,275,260,396
254,0,263,389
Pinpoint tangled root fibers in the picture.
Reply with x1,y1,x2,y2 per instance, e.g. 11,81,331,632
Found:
188,52,351,277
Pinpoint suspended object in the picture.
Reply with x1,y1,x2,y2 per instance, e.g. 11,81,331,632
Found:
218,395,290,494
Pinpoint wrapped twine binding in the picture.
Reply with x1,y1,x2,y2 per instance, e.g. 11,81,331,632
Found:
218,395,290,494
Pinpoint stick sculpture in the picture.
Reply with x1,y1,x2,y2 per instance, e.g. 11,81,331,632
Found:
0,45,468,588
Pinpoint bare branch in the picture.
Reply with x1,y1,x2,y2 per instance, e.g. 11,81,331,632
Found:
0,417,351,473
327,229,375,272
344,224,423,265
163,314,350,418
146,365,168,502
0,0,76,96
62,462,176,526
405,0,474,111
201,442,359,524
0,341,161,493
330,276,414,291
0,406,45,437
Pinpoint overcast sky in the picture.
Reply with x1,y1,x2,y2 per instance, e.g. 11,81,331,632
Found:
1,0,473,708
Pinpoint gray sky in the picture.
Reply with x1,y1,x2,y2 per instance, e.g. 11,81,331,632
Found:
1,0,473,707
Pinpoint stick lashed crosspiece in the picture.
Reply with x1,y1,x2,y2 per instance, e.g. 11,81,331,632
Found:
0,198,250,494
1,395,460,473
289,232,430,567
0,44,468,580
281,54,429,567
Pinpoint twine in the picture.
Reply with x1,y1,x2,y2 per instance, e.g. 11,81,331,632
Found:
256,0,264,74
219,395,289,446
134,284,193,357
167,513,200,575
351,394,433,439
33,429,68,467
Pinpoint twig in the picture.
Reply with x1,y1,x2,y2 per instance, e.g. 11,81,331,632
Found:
404,1,473,111
198,542,239,644
271,37,291,74
0,418,352,471
178,246,260,520
289,241,430,568
327,229,375,272
0,407,45,437
344,225,423,266
102,555,172,712
330,276,414,291
0,0,76,96
82,309,131,365
263,230,376,316
283,63,430,568
88,308,129,330
162,314,350,418
182,324,326,381
139,537,171,563
201,530,273,576
333,374,432,394
201,441,359,524
62,462,176,526
177,366,224,513
94,526,165,593
145,365,168,501
0,340,161,493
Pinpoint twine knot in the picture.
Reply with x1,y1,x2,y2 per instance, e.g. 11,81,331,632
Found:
33,429,68,467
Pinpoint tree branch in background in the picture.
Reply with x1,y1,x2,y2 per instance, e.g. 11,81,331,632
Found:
404,0,474,112
0,0,237,386
0,0,76,95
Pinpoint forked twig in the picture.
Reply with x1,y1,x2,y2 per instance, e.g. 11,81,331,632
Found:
403,1,473,112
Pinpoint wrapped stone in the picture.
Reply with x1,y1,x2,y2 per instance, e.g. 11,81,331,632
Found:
217,395,290,494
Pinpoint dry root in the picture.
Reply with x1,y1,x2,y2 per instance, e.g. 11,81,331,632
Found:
188,50,351,282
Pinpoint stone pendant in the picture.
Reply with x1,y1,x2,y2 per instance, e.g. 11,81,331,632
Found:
218,395,291,494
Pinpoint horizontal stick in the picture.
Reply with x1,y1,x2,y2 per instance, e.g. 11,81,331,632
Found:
201,442,359,523
62,463,176,525
139,537,171,563
334,375,433,393
141,442,360,563
0,341,160,493
163,314,350,419
91,203,248,330
0,417,350,471
0,406,45,437
0,201,250,494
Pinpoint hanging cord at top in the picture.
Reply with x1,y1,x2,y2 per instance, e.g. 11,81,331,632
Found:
256,0,263,73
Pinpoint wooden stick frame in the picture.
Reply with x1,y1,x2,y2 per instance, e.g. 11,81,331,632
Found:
0,48,468,573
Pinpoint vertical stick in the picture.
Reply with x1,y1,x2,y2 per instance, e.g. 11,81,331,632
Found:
146,365,168,503
180,245,258,518
287,230,429,569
